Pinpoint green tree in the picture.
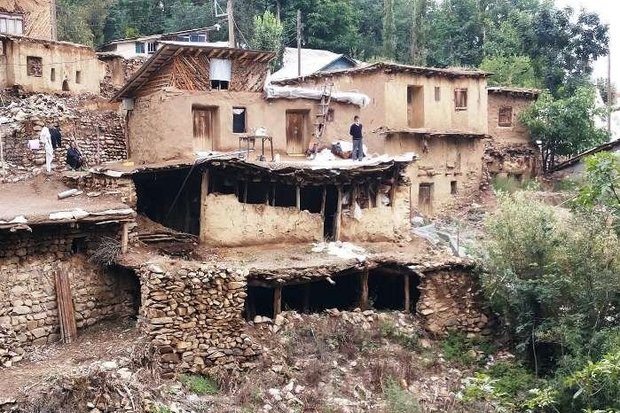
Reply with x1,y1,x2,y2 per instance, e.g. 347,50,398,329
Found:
576,152,620,222
519,87,609,173
382,0,396,59
409,0,428,64
251,10,284,69
479,55,539,88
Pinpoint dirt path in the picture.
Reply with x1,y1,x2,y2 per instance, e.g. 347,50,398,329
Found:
0,320,140,402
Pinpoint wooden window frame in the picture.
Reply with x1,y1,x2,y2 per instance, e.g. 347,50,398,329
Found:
454,88,468,111
498,106,513,127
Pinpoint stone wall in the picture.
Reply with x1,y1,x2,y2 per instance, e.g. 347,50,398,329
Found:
64,173,137,209
487,92,535,145
0,94,126,173
484,140,539,180
139,262,261,376
416,267,491,336
0,224,139,350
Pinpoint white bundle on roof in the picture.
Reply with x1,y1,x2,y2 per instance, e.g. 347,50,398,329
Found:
264,84,371,107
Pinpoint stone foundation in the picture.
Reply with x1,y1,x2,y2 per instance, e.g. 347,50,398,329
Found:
0,224,139,350
139,262,260,376
64,173,138,209
416,266,490,335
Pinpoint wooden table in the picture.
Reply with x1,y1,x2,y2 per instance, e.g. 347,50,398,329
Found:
238,135,274,162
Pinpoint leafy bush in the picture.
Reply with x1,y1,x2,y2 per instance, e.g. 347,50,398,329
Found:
179,374,218,395
441,332,476,366
383,378,421,413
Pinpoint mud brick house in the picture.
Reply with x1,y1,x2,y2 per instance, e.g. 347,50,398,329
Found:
114,43,365,162
0,34,106,93
0,0,56,40
485,86,540,180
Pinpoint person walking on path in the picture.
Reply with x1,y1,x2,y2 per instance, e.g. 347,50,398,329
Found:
349,115,364,161
39,125,53,173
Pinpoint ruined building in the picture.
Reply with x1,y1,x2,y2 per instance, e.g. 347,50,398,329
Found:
0,0,56,40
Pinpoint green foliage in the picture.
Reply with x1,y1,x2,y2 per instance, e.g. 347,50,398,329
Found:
378,319,419,350
565,352,620,411
480,55,540,88
383,378,421,413
519,87,609,173
576,152,620,220
382,0,396,59
180,374,219,395
251,11,284,69
441,332,476,366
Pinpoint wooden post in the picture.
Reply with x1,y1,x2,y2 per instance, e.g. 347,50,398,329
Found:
199,169,210,243
334,186,342,240
121,222,129,254
273,286,282,318
360,267,369,310
302,284,310,314
320,186,327,217
265,183,270,205
243,181,248,203
271,184,276,206
296,186,301,209
375,181,382,208
404,274,410,313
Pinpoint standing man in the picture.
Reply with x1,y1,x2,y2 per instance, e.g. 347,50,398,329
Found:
50,123,62,149
349,115,364,161
39,125,53,174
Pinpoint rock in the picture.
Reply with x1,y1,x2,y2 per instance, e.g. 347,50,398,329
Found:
100,361,118,371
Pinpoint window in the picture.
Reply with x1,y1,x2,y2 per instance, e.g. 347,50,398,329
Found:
454,88,468,110
75,70,82,84
50,68,56,82
189,34,206,42
0,13,23,35
209,58,232,90
498,106,513,127
434,86,441,102
26,56,43,77
211,80,229,90
147,42,157,54
450,180,458,195
232,107,246,133
135,42,145,54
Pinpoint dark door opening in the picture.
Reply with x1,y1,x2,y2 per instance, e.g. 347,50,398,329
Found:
323,185,339,240
133,167,202,235
368,266,421,311
246,286,274,320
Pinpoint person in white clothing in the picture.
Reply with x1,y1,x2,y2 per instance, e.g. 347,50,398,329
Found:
39,126,53,173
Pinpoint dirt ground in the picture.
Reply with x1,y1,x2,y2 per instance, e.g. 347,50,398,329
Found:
0,173,129,223
0,319,140,403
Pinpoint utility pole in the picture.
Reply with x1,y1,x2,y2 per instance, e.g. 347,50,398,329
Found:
297,10,302,77
227,0,235,47
608,51,612,134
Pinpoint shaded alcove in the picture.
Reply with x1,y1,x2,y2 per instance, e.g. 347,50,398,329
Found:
368,265,421,311
133,167,202,235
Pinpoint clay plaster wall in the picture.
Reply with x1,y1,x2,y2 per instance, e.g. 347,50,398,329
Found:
285,71,488,154
385,134,483,215
0,224,137,347
0,0,54,40
200,193,323,246
1,38,105,93
127,89,359,162
340,184,411,242
488,93,535,145
417,268,490,335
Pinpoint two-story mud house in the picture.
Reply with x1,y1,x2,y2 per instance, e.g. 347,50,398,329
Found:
0,0,56,40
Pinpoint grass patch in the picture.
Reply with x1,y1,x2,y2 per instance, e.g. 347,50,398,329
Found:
441,332,476,366
378,319,419,351
180,374,218,395
384,378,422,413
492,175,537,194
487,361,541,400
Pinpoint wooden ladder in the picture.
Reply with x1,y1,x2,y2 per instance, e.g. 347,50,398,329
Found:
311,83,334,149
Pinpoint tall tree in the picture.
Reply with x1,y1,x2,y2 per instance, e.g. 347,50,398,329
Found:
382,0,396,59
409,0,427,64
251,10,284,69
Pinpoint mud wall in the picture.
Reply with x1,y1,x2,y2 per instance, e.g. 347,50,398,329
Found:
416,268,490,335
1,38,105,93
127,89,359,162
385,134,483,215
64,173,137,209
0,0,54,40
487,93,535,145
200,193,323,246
139,261,260,376
485,141,539,179
340,184,411,242
0,224,137,351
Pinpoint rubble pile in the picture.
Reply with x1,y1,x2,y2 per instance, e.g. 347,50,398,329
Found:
0,93,126,182
0,325,24,368
484,140,539,179
139,262,261,377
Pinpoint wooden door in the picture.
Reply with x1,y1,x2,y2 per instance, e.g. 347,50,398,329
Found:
407,85,424,128
286,111,307,155
418,183,433,215
193,107,215,152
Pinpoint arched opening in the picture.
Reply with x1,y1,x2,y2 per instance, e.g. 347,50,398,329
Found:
62,79,70,91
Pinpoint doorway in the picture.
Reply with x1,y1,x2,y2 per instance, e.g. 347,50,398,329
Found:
193,106,217,152
286,110,308,155
62,79,70,91
407,85,424,128
323,185,339,240
418,183,433,215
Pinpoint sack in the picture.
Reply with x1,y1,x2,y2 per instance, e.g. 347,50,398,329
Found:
28,139,40,150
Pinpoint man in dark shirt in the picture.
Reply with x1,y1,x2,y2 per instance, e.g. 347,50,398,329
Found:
66,141,84,170
50,123,62,149
349,115,363,161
